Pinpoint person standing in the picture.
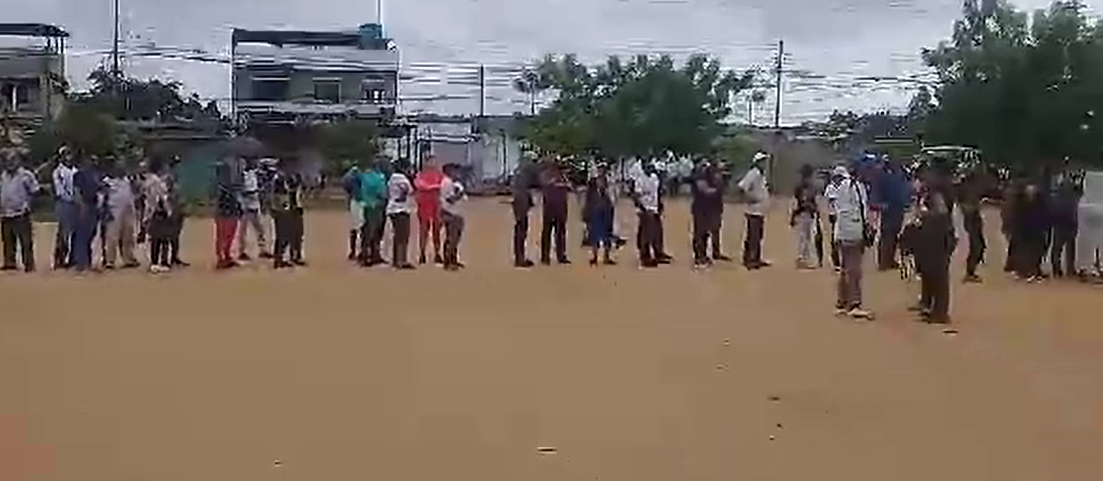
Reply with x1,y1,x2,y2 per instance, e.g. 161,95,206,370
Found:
1049,172,1081,278
143,159,173,273
0,151,40,272
237,157,271,261
357,161,388,267
910,186,957,324
1012,180,1049,281
72,156,103,273
440,163,467,271
540,160,572,265
102,160,139,270
165,158,189,267
831,165,874,319
691,161,723,267
737,152,771,269
791,164,819,269
342,163,363,260
387,160,416,270
214,160,242,270
51,147,77,269
271,158,307,268
415,158,445,265
874,158,910,271
958,171,986,283
584,164,617,266
633,161,663,268
511,163,536,268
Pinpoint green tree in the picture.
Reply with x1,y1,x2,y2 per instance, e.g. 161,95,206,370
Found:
315,119,380,174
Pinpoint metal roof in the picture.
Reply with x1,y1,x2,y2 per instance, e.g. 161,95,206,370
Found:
0,23,70,38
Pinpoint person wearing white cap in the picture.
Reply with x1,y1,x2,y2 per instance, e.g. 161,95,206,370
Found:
831,164,874,320
736,152,771,269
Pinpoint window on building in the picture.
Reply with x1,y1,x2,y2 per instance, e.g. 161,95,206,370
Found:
361,76,389,104
251,78,290,101
313,79,342,103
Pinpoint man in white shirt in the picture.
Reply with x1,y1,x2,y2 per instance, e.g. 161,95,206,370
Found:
386,161,416,269
632,161,663,268
0,149,40,272
440,163,467,270
237,158,271,261
737,152,771,269
101,161,140,269
831,165,874,320
51,147,78,269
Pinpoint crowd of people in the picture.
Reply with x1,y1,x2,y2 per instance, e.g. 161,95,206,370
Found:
3,143,1100,327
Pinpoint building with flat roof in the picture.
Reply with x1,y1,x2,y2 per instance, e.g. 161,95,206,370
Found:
0,23,68,126
231,23,399,127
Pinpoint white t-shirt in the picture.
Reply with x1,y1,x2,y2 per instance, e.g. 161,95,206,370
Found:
737,166,769,216
240,169,262,210
386,173,415,215
104,176,135,214
635,172,661,213
824,181,841,216
440,176,466,216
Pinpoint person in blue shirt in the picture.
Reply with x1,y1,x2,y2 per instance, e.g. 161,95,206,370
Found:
873,157,912,271
72,155,103,273
357,161,388,266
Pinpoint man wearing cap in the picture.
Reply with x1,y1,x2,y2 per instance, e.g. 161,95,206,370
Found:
737,152,771,269
51,146,78,269
0,149,41,272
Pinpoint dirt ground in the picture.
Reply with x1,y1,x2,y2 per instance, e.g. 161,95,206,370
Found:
2,198,1102,481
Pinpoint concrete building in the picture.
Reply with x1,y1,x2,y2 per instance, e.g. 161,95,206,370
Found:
230,24,399,127
408,114,524,190
0,23,68,126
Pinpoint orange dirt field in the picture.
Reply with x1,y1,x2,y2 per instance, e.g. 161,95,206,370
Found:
2,198,1102,481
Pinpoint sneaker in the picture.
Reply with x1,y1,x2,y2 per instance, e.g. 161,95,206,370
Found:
292,259,308,267
514,259,535,268
847,308,875,320
149,265,170,274
557,258,572,265
834,308,849,317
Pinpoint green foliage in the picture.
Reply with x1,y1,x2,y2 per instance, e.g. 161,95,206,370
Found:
27,102,126,162
74,67,226,126
315,120,380,174
516,53,753,159
919,0,1103,168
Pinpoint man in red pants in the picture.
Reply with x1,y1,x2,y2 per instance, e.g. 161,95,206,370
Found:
214,160,243,270
414,157,445,264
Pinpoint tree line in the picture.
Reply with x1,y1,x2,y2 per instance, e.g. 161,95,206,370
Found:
515,0,1103,173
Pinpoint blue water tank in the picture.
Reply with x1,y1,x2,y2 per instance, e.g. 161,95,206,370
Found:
358,23,383,41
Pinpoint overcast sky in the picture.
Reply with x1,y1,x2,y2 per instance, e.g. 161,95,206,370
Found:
0,0,1086,122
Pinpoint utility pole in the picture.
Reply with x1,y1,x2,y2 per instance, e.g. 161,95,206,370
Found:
376,0,383,24
111,0,121,79
478,64,486,117
773,39,783,129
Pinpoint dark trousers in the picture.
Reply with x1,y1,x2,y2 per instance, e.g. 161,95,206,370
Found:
360,208,385,263
53,200,76,268
742,214,765,266
692,210,722,262
963,212,986,276
878,210,904,269
1,214,34,270
443,211,465,265
149,215,172,267
72,207,98,271
918,258,951,319
389,212,411,267
513,206,530,263
168,213,184,262
827,214,840,267
1050,223,1078,276
1014,234,1046,278
637,211,661,263
541,209,568,262
655,211,668,257
273,209,304,262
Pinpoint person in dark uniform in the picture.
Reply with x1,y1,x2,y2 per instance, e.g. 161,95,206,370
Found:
1001,181,1019,272
958,171,986,283
691,161,727,266
540,160,571,265
165,157,189,267
1049,171,1082,278
1012,180,1049,281
583,164,617,266
511,163,536,268
271,158,306,268
910,185,957,324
